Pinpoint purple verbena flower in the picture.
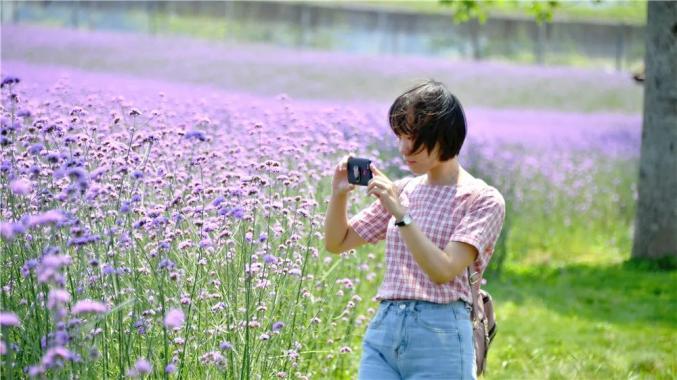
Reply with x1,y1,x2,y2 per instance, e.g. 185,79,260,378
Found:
120,201,131,213
28,143,44,155
71,300,107,315
212,196,225,207
0,312,20,327
9,178,32,195
47,289,71,309
164,308,185,329
41,346,74,369
127,358,152,377
0,76,19,88
0,222,25,240
272,321,285,332
24,210,66,228
263,254,278,265
185,130,206,142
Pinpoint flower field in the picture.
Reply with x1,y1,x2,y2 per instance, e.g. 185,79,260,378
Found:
2,25,673,380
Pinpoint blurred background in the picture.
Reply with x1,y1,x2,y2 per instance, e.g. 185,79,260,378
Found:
1,0,646,69
2,1,675,379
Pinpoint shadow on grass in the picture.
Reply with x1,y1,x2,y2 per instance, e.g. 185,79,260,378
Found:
486,260,677,328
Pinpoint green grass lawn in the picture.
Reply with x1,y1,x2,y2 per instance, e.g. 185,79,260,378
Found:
480,262,676,379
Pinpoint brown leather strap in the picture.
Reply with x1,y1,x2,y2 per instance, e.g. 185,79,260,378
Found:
467,267,481,321
465,187,484,321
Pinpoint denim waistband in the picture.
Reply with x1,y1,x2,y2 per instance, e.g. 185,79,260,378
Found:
379,299,470,313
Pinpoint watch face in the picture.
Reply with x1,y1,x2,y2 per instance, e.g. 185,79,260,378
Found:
396,214,412,226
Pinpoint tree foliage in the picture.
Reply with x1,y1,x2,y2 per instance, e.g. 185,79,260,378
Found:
439,0,560,23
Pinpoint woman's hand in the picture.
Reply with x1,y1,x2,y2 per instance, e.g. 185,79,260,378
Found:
367,163,406,220
331,155,356,196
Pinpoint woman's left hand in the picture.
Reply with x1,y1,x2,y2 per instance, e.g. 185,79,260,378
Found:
367,163,407,220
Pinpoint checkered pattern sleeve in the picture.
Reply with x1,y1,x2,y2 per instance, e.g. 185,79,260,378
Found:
449,187,506,270
348,177,411,244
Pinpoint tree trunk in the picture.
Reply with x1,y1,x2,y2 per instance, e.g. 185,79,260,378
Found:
631,1,677,260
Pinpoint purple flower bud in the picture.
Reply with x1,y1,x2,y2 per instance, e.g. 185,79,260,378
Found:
185,130,206,142
9,179,32,195
0,160,11,172
263,254,278,265
0,312,20,327
134,358,152,375
54,330,70,346
0,222,25,240
28,143,44,155
29,165,40,177
164,308,185,329
41,346,74,368
24,210,66,228
47,289,71,309
66,167,88,183
21,258,37,277
71,300,107,315
230,207,245,220
0,76,19,88
272,321,285,332
158,258,175,271
46,152,61,164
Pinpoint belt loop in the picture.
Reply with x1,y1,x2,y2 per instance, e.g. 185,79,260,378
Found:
383,301,394,314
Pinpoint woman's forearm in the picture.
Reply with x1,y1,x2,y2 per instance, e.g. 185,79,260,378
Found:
324,192,350,252
398,220,465,284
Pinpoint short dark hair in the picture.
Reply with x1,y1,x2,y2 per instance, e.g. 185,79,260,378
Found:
388,80,466,161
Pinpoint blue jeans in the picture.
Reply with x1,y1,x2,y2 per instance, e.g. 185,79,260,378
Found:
358,300,476,380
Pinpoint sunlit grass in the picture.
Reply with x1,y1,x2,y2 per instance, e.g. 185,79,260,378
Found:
482,262,676,379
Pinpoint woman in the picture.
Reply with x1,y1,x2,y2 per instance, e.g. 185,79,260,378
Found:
324,80,505,379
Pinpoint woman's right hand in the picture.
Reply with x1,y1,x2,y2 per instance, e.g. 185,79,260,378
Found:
332,155,356,196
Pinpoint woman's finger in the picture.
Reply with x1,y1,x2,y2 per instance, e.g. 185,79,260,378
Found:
369,163,384,177
369,178,390,192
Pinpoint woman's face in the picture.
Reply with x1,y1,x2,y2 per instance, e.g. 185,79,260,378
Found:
398,134,440,174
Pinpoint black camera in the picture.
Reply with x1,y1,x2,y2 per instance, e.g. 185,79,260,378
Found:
347,157,373,186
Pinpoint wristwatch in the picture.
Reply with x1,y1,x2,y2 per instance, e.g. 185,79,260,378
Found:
394,213,413,227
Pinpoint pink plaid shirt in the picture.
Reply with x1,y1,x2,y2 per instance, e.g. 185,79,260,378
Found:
349,174,505,305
